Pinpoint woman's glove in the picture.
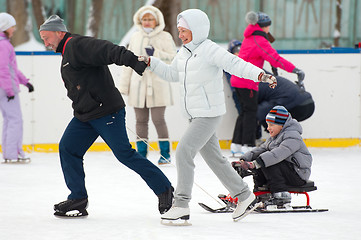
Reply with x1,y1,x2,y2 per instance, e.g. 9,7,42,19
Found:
26,82,34,92
292,68,305,82
258,72,277,89
138,55,150,66
7,95,14,101
145,46,154,56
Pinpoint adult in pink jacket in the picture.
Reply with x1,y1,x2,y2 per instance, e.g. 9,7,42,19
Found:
230,11,304,155
0,13,34,162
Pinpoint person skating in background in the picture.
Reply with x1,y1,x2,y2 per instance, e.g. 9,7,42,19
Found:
230,11,305,156
119,6,176,165
139,8,277,223
233,106,312,207
0,13,34,163
224,39,242,114
39,15,173,217
258,74,314,131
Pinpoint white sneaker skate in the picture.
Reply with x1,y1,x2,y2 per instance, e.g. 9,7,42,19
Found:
160,206,191,226
232,193,261,222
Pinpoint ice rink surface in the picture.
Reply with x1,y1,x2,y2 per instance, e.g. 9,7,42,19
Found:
1,147,360,240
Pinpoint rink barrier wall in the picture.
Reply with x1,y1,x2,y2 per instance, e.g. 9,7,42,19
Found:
2,137,361,154
0,48,360,153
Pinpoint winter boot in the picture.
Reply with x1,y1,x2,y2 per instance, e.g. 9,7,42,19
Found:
54,198,88,217
158,186,174,214
230,143,244,156
241,145,255,154
265,191,292,207
158,140,171,165
136,140,148,158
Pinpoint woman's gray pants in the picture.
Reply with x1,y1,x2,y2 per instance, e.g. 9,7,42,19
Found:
174,116,251,208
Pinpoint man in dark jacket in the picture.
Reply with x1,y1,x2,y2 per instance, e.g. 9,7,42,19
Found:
39,15,173,218
258,75,314,130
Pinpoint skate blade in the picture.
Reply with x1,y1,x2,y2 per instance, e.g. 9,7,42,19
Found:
229,153,243,158
54,209,88,218
160,219,192,226
233,202,262,222
265,203,292,211
158,162,171,165
2,159,31,164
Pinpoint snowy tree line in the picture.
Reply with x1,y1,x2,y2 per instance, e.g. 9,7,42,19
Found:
1,0,360,50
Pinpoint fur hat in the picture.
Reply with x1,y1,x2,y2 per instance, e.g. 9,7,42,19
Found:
0,12,16,32
266,106,289,125
140,9,158,23
245,11,272,27
39,15,68,32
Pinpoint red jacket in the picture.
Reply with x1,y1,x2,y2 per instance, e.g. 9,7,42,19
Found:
231,24,295,90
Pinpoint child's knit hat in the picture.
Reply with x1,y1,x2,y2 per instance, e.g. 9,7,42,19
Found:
266,106,289,125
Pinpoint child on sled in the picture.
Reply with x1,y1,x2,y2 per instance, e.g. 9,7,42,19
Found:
233,105,312,207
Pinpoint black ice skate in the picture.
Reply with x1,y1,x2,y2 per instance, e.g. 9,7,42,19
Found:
54,198,88,218
158,186,174,214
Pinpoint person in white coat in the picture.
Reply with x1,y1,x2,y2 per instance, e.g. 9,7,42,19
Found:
119,6,176,164
139,9,277,222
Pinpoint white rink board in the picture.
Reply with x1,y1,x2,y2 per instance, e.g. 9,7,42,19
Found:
0,50,360,145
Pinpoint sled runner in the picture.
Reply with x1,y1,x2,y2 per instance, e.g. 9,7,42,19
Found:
199,180,328,213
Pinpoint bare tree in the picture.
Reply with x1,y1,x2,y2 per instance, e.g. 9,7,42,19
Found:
334,0,342,47
153,0,182,46
31,0,45,31
7,0,29,47
87,0,104,37
66,0,76,33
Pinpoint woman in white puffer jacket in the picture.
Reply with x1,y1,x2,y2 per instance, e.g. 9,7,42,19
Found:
140,9,277,223
119,6,176,164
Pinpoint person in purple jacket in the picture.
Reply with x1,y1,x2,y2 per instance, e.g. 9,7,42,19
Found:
0,13,34,163
230,11,305,156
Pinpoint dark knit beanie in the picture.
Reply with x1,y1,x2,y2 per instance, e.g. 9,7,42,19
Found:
266,106,289,125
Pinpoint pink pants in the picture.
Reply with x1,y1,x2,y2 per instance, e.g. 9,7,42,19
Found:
0,90,24,160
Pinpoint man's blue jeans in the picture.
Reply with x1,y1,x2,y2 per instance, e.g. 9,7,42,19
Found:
59,108,171,199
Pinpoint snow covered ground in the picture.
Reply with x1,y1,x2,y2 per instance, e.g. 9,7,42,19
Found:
0,147,360,240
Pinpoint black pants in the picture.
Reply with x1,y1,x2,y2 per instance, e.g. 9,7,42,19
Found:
253,161,306,193
232,88,258,146
290,101,315,122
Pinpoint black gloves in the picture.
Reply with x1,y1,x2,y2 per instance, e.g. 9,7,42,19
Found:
26,82,34,92
145,46,154,56
7,95,14,101
133,61,147,76
231,160,254,178
271,66,278,76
